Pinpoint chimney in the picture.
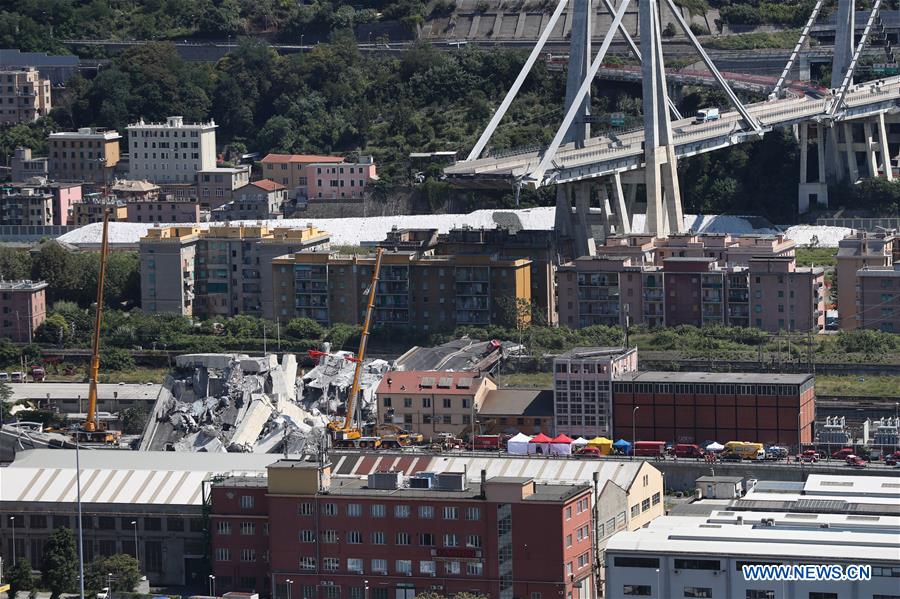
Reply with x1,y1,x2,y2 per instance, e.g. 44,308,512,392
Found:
480,468,487,499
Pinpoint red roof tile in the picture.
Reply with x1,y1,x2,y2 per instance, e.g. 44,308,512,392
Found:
250,179,287,191
260,153,344,164
377,370,487,395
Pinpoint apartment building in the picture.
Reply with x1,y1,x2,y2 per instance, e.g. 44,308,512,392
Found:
837,229,900,330
214,179,288,220
139,225,330,317
552,347,638,439
0,182,81,226
856,263,900,332
260,154,377,200
271,251,532,329
375,370,497,437
197,166,251,209
10,147,49,181
71,196,127,226
0,280,48,342
210,460,596,599
0,67,51,125
595,232,797,267
557,254,825,333
48,128,122,183
110,180,160,201
125,197,200,223
127,116,217,183
613,371,815,447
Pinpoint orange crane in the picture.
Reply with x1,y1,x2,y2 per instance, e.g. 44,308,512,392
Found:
328,248,384,448
76,210,119,444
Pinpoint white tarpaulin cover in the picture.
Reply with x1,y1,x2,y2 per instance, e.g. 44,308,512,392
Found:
507,433,532,455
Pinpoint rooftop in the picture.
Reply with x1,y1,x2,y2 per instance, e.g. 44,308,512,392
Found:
479,388,554,418
4,383,161,403
616,371,814,385
111,180,159,193
49,128,121,140
0,280,48,291
248,179,287,192
557,346,630,361
127,116,216,129
605,511,900,563
696,476,744,483
377,370,489,395
260,154,344,164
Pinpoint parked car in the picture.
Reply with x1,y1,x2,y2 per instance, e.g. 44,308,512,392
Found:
798,450,819,463
10,371,24,382
885,454,898,466
0,372,9,381
847,455,868,468
832,447,855,459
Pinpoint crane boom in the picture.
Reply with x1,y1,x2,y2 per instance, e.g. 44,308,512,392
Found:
336,247,384,433
84,209,110,433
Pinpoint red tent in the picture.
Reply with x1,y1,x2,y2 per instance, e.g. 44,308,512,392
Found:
530,433,553,443
551,434,573,444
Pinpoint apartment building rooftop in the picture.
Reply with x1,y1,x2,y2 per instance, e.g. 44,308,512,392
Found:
557,346,631,359
0,279,48,291
48,127,121,140
248,179,286,191
377,370,488,395
260,154,344,164
127,116,216,129
616,371,813,385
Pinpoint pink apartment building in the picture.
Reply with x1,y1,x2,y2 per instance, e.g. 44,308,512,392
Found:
260,153,377,200
0,280,48,342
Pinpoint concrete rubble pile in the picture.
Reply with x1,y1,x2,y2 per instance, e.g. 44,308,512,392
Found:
153,349,388,454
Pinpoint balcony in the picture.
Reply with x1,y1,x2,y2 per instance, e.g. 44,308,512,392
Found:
701,291,723,303
456,282,489,296
643,290,664,301
578,289,620,301
457,297,489,310
728,291,749,303
297,281,328,292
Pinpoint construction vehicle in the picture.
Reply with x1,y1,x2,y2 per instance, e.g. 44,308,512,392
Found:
328,248,384,449
375,423,424,449
721,441,765,461
73,210,121,445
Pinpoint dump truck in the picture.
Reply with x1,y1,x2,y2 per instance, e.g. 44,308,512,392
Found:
721,441,765,461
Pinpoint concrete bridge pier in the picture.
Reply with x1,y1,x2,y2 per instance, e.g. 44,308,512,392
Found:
799,122,829,213
555,182,597,259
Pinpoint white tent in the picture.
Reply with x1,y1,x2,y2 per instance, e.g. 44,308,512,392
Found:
706,442,725,452
507,433,532,456
571,437,590,447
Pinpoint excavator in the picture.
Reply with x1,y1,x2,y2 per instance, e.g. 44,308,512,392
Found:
73,210,121,445
375,423,424,449
328,248,385,449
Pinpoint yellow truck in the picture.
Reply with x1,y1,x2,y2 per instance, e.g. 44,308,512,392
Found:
721,441,765,461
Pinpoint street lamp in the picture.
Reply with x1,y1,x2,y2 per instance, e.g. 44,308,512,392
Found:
631,406,640,460
286,579,293,599
364,580,369,599
9,516,15,565
130,520,138,566
655,568,660,597
209,574,216,597
107,573,113,599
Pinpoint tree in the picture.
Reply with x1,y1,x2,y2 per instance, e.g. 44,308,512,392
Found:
100,348,136,372
285,317,325,341
7,557,35,599
42,527,78,599
122,406,149,435
0,245,32,280
85,554,141,594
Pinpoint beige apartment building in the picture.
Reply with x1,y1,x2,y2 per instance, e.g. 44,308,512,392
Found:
856,264,900,332
0,67,51,125
127,116,217,183
271,251,532,330
375,370,497,437
837,229,899,330
48,128,122,183
197,166,251,209
139,224,330,317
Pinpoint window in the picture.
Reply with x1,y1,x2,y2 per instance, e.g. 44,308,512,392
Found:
403,397,412,408
419,505,434,519
652,492,661,506
396,560,412,574
808,595,838,599
419,532,435,546
565,507,573,520
641,498,651,512
443,398,452,408
371,531,386,544
347,503,362,517
298,502,313,515
372,559,387,574
240,549,256,562
531,594,542,599
467,562,483,576
395,505,411,518
371,504,386,518
446,561,461,575
396,532,411,545
299,556,316,571
347,531,362,544
631,505,640,518
614,557,660,568
684,588,713,598
217,521,231,535
443,533,458,547
215,548,230,562
239,522,255,535
466,534,481,548
322,502,337,516
420,560,436,574
323,557,339,572
746,592,775,599
566,534,573,547
323,530,338,543
623,587,651,597
300,530,316,543
443,506,459,520
577,553,589,568
674,559,721,571
239,495,254,508
466,506,481,520
347,558,363,573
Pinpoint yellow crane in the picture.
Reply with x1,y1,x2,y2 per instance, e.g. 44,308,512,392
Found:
76,210,119,444
328,248,384,448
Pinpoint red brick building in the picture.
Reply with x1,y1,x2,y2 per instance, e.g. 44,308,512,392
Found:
210,460,595,599
612,372,815,447
0,280,48,342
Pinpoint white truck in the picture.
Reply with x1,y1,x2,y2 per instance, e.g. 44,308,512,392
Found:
694,107,720,123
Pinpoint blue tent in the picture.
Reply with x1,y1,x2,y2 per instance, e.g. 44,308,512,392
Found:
613,438,632,455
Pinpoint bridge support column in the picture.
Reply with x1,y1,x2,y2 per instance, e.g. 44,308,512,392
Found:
879,113,894,181
798,56,811,82
555,183,597,259
865,120,880,178
640,0,683,236
844,123,860,182
563,0,593,146
798,123,829,213
610,173,632,234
